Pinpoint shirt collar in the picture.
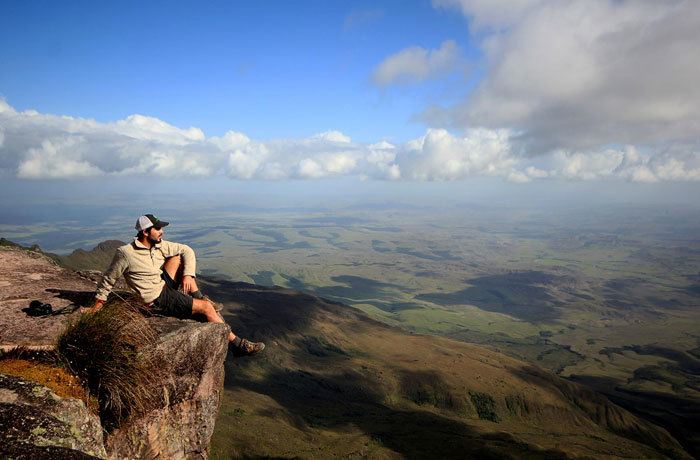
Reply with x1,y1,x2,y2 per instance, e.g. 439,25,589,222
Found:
133,237,160,250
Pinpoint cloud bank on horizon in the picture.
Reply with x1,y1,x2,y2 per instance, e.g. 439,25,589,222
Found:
1,99,697,183
0,0,698,183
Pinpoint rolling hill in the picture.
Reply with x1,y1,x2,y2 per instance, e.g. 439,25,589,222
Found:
202,278,689,459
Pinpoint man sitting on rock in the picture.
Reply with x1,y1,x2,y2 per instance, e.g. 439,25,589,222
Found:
86,213,265,356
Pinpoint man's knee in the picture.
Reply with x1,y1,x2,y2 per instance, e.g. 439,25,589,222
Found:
163,255,182,279
164,255,181,267
192,297,206,312
192,298,214,316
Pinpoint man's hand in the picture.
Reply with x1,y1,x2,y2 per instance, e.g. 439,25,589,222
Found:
182,275,196,294
80,299,104,314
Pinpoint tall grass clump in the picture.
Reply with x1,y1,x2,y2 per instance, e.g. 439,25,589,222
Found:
469,391,500,422
57,301,159,428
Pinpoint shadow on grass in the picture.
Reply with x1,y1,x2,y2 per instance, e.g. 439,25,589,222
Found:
600,344,700,374
415,271,563,322
200,278,324,340
398,369,468,413
315,275,408,302
447,329,584,374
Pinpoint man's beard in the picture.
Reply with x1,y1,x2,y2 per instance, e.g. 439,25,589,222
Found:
147,235,161,244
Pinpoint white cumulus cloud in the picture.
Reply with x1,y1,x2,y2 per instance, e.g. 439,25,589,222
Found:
428,0,700,158
396,128,517,180
372,40,462,86
536,146,700,183
17,138,103,179
112,114,205,145
311,131,352,143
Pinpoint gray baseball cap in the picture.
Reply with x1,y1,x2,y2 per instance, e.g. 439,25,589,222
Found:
135,214,170,232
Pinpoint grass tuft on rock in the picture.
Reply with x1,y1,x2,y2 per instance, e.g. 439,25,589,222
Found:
56,301,159,428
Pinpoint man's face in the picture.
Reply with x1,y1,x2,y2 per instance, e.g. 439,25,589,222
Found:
146,226,163,244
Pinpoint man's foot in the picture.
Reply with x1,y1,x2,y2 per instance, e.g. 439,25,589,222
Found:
230,338,265,356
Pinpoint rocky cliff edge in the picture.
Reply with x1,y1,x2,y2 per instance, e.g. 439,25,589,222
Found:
0,246,229,459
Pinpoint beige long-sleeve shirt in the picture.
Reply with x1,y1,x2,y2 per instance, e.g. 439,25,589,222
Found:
95,238,196,303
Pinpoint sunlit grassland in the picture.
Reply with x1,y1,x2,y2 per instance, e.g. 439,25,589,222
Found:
392,305,544,337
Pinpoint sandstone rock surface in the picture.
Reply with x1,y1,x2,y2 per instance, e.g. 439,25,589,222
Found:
0,373,106,459
0,247,95,349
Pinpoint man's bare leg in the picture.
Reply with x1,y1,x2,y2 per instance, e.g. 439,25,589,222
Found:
192,298,236,341
163,256,190,289
166,256,264,354
165,255,225,314
192,299,265,354
164,255,212,302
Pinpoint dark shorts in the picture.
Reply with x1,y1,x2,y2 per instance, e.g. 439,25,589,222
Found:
152,271,193,319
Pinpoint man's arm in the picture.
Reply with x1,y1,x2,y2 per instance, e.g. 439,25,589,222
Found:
88,249,128,312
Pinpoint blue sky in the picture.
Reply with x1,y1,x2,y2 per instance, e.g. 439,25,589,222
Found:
0,0,474,142
0,0,698,188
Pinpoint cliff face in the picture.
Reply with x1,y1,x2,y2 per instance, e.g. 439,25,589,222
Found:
104,318,229,459
0,246,229,459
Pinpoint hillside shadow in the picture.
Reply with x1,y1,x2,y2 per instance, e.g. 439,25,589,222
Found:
447,329,584,374
207,281,572,458
199,278,331,338
397,369,468,413
570,373,700,459
512,366,690,459
599,344,700,374
226,365,571,459
395,246,461,261
415,271,563,322
315,275,407,301
602,278,696,312
227,228,313,253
